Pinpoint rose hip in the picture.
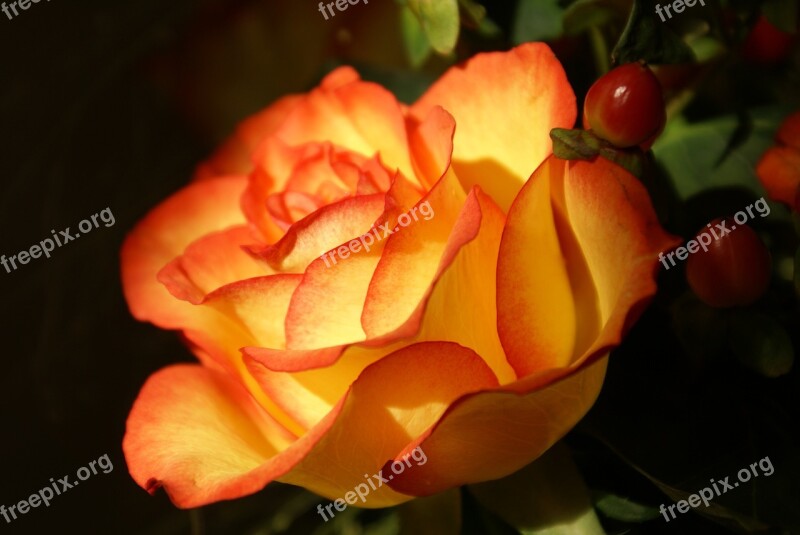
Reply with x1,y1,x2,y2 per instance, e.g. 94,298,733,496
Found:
686,218,772,308
583,62,666,148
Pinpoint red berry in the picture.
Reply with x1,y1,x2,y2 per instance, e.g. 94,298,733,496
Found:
743,16,796,65
584,62,666,148
685,218,771,308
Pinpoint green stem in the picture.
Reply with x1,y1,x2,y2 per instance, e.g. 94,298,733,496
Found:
589,26,610,75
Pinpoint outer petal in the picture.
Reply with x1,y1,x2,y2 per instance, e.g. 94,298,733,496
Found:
412,43,576,211
497,155,678,376
386,356,608,497
121,176,249,329
123,364,299,508
274,341,500,506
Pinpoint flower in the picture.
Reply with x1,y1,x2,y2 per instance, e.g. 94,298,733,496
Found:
121,43,676,508
756,111,800,212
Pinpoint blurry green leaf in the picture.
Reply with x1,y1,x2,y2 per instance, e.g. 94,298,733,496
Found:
763,0,800,33
592,491,661,523
400,5,433,67
457,0,501,37
458,0,485,26
652,107,792,201
405,0,460,54
689,35,727,63
513,0,565,43
588,438,774,533
611,0,695,65
729,310,795,378
469,443,606,535
563,0,617,36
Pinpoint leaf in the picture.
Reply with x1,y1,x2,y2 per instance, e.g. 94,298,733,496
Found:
592,492,661,523
405,0,460,55
550,128,602,160
563,0,618,37
513,0,565,43
597,145,646,178
550,128,646,177
611,0,695,65
468,443,607,535
652,106,793,201
400,5,433,68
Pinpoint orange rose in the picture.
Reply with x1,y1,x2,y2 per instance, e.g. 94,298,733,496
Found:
121,43,676,508
756,111,800,212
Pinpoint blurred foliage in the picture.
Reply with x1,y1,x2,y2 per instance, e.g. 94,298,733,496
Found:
652,107,790,201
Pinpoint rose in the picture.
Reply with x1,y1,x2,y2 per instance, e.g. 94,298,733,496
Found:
756,111,800,212
121,43,676,508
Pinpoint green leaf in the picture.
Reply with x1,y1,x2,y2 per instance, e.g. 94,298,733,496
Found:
652,107,792,201
611,0,695,65
598,145,646,178
550,128,602,160
400,5,433,68
551,128,646,177
468,443,606,535
592,491,661,523
405,0,460,55
513,0,565,43
728,310,795,378
563,0,617,37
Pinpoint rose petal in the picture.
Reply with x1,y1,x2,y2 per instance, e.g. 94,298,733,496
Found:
121,176,248,329
386,356,608,496
497,155,678,376
157,226,271,305
412,43,576,211
124,364,299,508
275,68,417,185
275,341,499,506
